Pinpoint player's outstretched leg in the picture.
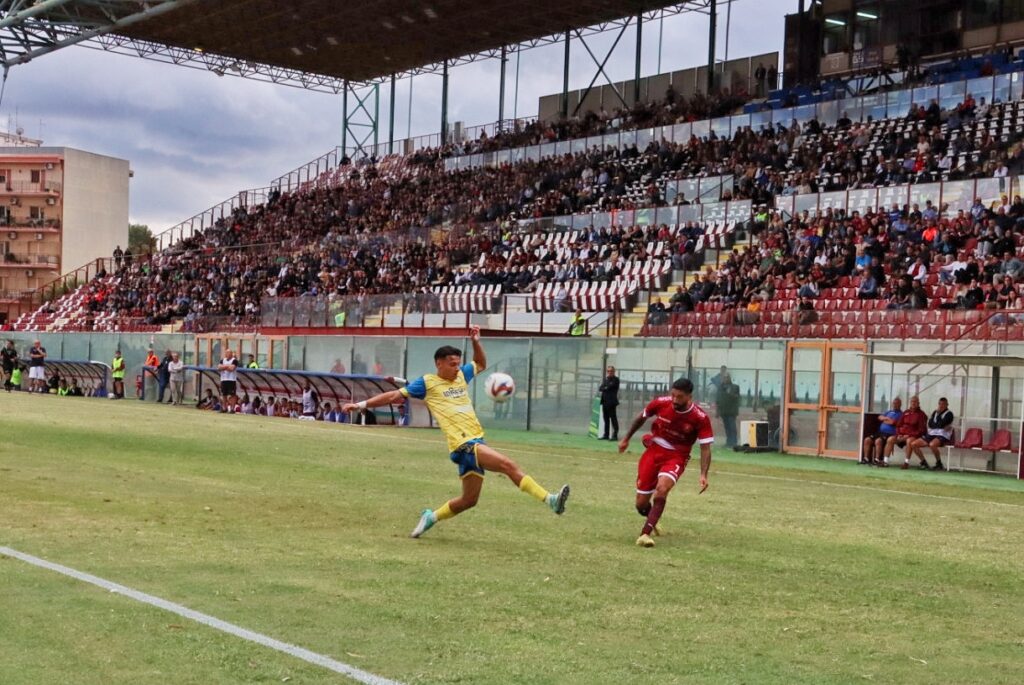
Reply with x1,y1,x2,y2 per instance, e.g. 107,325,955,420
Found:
411,474,483,538
635,496,663,537
474,443,570,514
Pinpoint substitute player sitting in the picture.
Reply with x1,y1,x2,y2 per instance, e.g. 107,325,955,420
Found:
343,326,570,538
618,378,713,548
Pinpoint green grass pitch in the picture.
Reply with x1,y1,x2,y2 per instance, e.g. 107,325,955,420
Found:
2,393,1023,684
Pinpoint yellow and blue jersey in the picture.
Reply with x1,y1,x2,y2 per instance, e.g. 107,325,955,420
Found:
400,362,484,452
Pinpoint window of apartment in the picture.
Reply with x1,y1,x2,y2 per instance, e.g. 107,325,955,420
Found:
29,206,41,220
30,170,40,183
823,13,850,55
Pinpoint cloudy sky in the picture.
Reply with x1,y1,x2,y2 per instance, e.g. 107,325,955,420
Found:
3,0,794,235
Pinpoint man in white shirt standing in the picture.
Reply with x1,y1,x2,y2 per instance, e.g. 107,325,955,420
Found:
168,352,185,406
217,349,239,414
300,381,319,421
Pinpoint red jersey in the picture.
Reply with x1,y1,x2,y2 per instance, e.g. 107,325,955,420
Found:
643,397,715,454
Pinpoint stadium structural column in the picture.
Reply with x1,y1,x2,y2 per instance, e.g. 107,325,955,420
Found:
389,73,396,155
634,10,643,105
441,60,449,146
707,0,717,94
373,82,380,154
342,80,348,157
498,45,507,131
561,30,571,118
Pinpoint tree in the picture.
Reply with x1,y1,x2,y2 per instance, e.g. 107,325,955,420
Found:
129,223,156,255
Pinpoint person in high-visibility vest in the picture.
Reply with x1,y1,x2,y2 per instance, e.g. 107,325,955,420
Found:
246,354,259,369
569,309,587,337
57,379,69,396
111,350,126,399
334,311,347,327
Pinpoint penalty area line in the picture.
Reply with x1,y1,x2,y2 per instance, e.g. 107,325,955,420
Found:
0,546,402,685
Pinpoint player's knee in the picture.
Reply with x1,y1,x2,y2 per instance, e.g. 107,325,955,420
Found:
636,502,651,517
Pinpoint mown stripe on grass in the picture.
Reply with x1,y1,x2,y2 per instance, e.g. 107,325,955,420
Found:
0,546,402,685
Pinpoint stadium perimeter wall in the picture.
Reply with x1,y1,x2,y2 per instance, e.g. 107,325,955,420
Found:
3,332,1020,443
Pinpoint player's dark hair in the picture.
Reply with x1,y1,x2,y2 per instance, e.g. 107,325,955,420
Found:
939,397,948,403
672,378,693,393
434,345,463,361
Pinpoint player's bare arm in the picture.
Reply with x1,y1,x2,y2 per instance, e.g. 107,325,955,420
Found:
469,325,486,369
698,442,711,493
342,389,405,412
618,413,648,453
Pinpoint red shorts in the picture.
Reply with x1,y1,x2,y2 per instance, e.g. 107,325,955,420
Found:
636,436,690,494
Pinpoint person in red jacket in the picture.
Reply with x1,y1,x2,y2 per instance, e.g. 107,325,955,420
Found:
882,395,927,468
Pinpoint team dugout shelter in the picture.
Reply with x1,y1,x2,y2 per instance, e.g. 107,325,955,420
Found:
18,359,109,393
863,353,1024,479
185,367,421,426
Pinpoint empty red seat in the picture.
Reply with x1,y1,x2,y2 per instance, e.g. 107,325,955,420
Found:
981,429,1013,452
955,428,983,449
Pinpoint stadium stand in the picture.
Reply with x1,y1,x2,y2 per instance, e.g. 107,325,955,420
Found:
9,54,1024,337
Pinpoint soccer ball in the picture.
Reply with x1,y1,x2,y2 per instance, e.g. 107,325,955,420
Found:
485,372,516,403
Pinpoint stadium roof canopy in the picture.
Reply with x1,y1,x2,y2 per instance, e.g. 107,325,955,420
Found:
0,0,718,92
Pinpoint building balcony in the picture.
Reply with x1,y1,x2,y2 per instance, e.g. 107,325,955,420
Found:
2,220,60,233
0,253,59,269
0,180,62,195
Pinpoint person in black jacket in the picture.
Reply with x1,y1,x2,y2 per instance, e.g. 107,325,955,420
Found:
598,365,620,440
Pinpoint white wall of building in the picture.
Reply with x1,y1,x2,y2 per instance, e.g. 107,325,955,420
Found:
61,148,129,271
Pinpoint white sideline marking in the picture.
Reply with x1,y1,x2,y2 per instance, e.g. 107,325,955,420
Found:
328,425,1024,510
0,546,402,685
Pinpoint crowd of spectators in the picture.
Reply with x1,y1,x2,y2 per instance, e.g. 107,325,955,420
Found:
439,87,748,157
29,83,1024,330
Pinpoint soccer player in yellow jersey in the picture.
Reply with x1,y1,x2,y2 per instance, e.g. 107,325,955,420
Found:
343,326,570,538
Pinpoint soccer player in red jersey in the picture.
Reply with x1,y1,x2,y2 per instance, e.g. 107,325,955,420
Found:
618,377,713,548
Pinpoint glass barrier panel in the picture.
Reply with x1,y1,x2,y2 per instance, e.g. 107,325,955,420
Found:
526,145,541,162
909,182,941,211
710,117,730,138
701,201,728,225
690,119,710,139
612,209,635,227
619,130,638,149
794,105,816,123
678,178,701,204
636,128,655,149
540,143,556,160
938,81,965,110
671,122,691,143
976,177,1011,209
592,211,612,229
793,193,819,217
994,73,1012,104
635,208,656,226
837,96,863,123
679,205,702,224
912,85,939,108
860,94,886,120
698,176,723,201
877,184,910,212
553,215,574,230
570,137,586,154
1011,72,1023,102
656,206,679,226
817,100,839,127
730,114,751,134
774,195,795,218
572,213,593,229
727,200,752,225
602,132,620,150
555,140,570,156
771,107,793,129
886,90,911,119
586,135,603,152
819,190,848,215
966,76,994,105
750,111,772,132
496,149,510,166
481,152,495,168
444,158,458,173
470,154,483,169
664,180,679,203
941,179,975,217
